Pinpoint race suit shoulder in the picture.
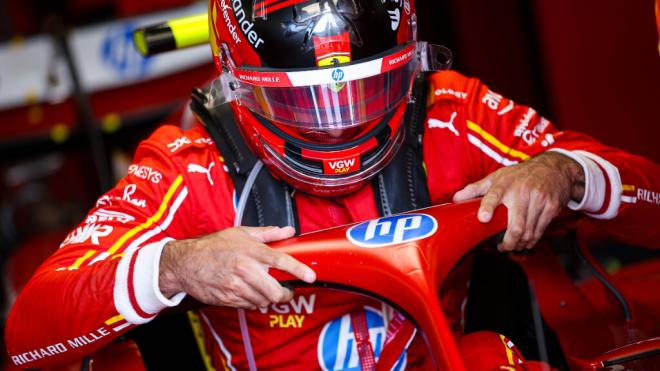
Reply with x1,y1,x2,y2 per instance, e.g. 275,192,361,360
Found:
424,70,660,247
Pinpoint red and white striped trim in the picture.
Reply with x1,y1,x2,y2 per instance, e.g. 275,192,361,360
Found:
114,187,189,324
550,149,622,219
467,134,519,167
231,43,417,88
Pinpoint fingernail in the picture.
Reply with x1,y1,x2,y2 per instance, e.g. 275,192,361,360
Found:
303,270,316,283
478,211,490,221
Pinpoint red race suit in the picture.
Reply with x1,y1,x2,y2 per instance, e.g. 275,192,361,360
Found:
6,71,660,369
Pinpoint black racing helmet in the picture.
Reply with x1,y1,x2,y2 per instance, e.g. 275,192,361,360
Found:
208,0,450,195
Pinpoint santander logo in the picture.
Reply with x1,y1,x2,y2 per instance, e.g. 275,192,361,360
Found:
323,156,360,175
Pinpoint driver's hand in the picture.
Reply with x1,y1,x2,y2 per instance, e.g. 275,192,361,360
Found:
159,226,316,309
453,151,585,252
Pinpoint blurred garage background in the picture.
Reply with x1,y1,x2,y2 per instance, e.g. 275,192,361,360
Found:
0,0,659,369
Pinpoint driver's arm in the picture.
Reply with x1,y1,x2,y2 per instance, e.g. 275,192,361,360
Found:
4,125,313,368
5,126,195,368
430,71,660,249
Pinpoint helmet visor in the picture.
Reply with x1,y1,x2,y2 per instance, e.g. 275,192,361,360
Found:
209,42,453,129
235,58,417,129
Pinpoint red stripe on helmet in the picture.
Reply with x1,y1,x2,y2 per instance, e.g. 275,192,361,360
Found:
234,69,293,87
255,0,309,17
380,43,417,73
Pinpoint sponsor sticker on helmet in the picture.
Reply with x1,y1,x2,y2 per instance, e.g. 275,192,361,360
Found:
346,214,437,248
323,156,360,175
313,33,352,67
331,68,345,82
317,306,406,371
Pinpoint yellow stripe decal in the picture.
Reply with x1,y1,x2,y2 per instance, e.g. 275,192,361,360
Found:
467,121,530,161
500,334,515,365
622,184,636,192
106,175,184,255
105,314,124,325
68,250,97,270
187,311,218,371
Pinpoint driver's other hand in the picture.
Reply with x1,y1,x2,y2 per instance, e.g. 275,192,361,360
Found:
158,226,316,310
452,151,585,252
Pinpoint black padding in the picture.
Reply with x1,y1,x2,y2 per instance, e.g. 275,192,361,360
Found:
373,73,431,216
191,90,297,232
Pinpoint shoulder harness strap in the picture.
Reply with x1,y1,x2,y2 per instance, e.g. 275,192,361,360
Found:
372,73,431,216
190,89,299,232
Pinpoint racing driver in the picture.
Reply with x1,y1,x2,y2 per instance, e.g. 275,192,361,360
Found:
5,0,660,369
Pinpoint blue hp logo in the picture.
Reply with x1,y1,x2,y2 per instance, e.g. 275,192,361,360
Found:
331,68,345,81
317,306,407,371
347,214,437,248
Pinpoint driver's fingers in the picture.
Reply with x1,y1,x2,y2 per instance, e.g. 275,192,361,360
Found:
243,226,296,243
228,279,272,309
242,261,294,303
453,177,492,202
478,183,505,223
499,194,528,252
521,190,544,249
528,199,561,249
260,248,316,284
209,286,259,310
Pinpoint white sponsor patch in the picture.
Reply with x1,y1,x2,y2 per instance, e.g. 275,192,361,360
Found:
122,184,147,208
167,136,192,153
61,224,113,248
85,209,135,224
434,88,467,100
11,327,112,366
128,164,163,184
481,90,503,111
514,109,549,146
258,294,316,315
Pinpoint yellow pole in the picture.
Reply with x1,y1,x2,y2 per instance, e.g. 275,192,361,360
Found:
133,13,209,56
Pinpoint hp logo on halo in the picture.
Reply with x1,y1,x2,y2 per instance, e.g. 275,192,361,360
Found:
331,68,345,82
347,214,437,248
317,306,407,371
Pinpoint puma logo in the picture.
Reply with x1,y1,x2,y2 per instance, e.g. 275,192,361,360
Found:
187,162,215,186
428,111,459,136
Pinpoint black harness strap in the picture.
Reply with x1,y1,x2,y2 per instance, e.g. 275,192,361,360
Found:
191,89,299,232
372,73,431,215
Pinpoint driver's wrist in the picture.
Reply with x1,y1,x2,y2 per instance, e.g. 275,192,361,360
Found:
563,155,586,202
159,240,184,298
547,148,606,213
536,150,585,202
